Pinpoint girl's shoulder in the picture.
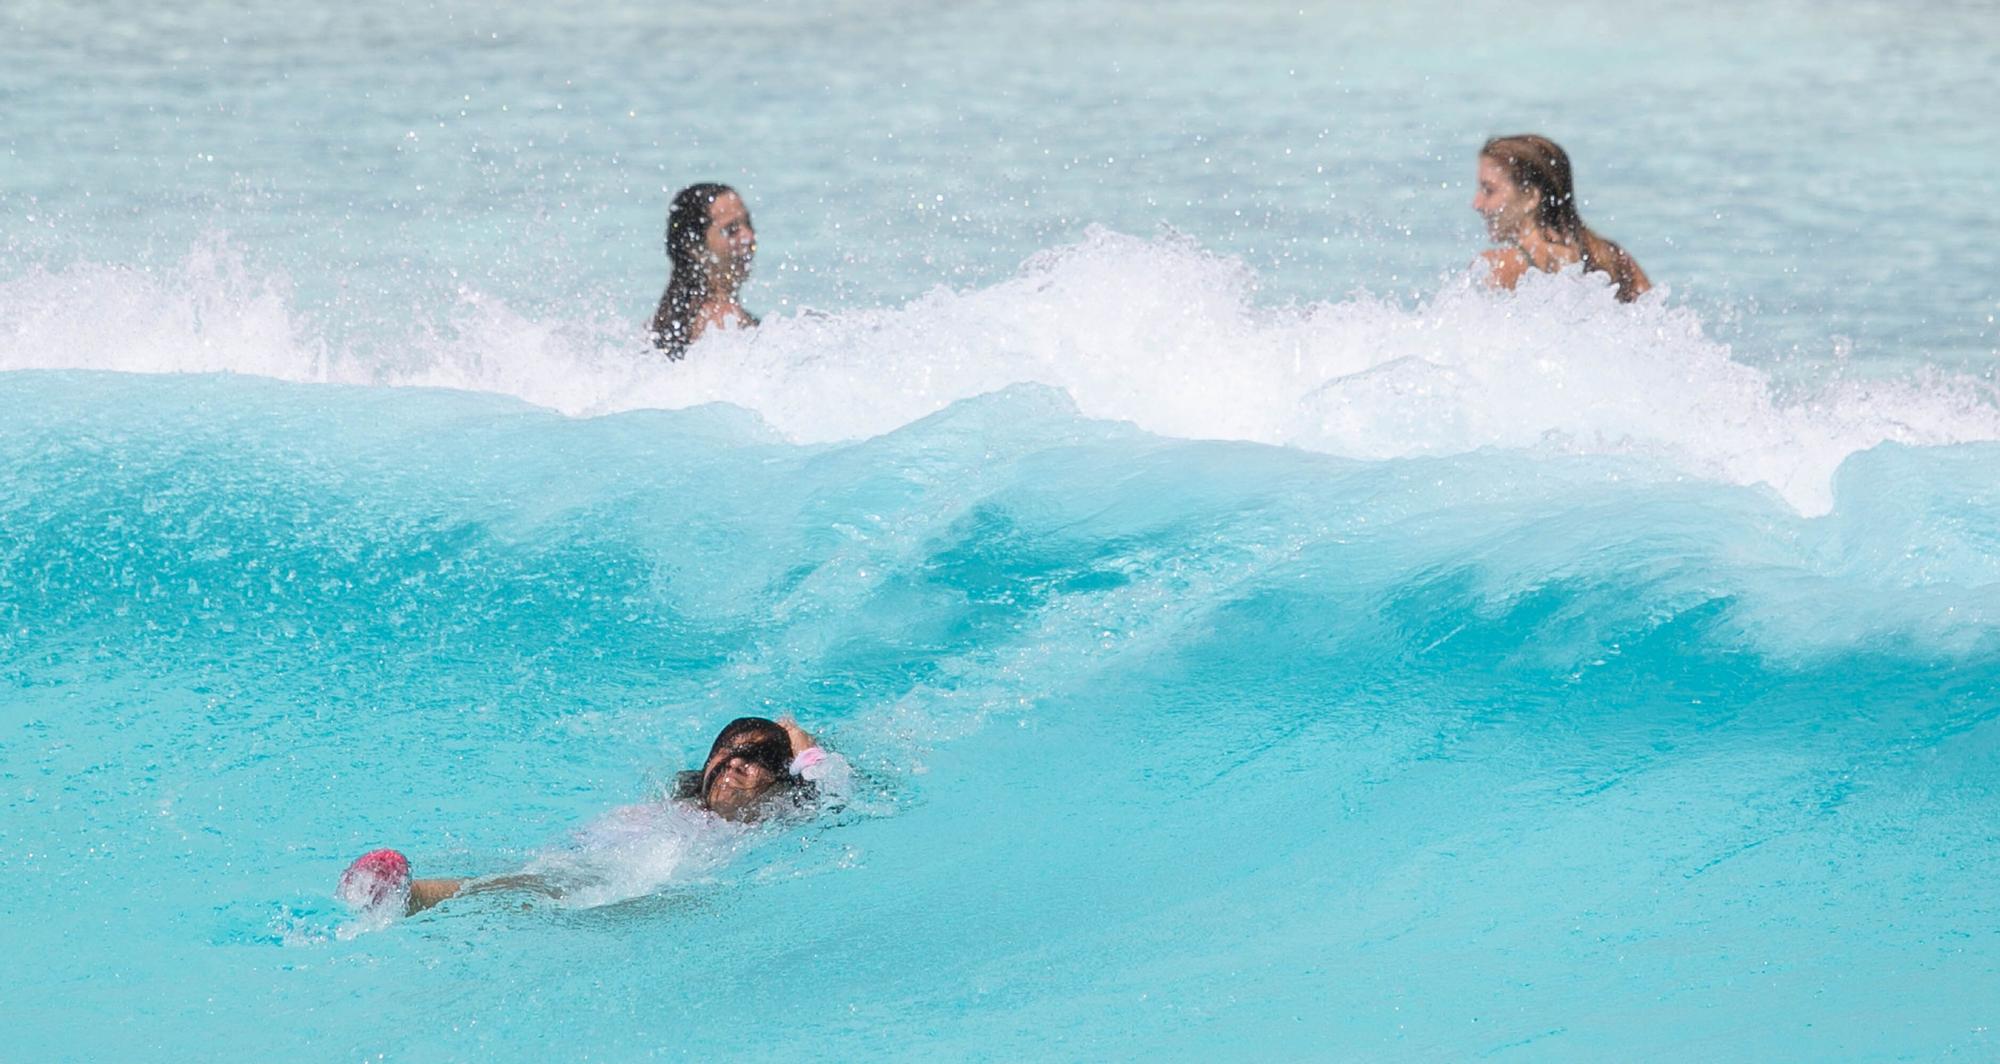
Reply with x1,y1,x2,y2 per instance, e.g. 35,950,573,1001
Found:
1481,246,1531,289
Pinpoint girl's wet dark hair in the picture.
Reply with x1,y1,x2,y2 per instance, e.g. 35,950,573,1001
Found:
706,716,788,755
1481,135,1647,302
672,716,805,810
650,182,736,358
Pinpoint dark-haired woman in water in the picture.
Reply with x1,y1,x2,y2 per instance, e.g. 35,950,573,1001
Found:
1472,134,1651,302
336,716,849,916
650,182,759,357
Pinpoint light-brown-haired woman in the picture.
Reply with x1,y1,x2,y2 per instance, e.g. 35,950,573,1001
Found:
1473,134,1651,302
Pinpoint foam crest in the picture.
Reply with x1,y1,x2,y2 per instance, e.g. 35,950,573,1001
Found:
5,231,1997,514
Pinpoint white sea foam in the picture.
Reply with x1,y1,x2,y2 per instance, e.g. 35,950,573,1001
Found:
516,800,741,909
4,230,1996,515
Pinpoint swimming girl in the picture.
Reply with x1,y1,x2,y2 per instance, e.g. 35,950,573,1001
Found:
649,182,759,358
1472,134,1651,302
336,716,849,917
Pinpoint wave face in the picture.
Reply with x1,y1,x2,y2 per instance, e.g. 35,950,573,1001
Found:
5,340,2000,1058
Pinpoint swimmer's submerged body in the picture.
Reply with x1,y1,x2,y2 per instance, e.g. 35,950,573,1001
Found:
336,717,851,918
1473,134,1651,302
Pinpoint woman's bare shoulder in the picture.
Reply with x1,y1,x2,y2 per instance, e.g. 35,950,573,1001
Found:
1480,246,1529,289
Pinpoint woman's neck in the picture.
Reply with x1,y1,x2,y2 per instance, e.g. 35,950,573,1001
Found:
700,266,745,311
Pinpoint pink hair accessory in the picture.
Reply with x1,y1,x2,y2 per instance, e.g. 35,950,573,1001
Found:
336,848,412,912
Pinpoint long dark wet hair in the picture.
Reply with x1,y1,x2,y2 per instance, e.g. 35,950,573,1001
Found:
672,716,803,809
650,182,741,358
1481,135,1649,302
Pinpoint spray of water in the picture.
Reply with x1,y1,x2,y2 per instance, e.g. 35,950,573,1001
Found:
4,229,1996,515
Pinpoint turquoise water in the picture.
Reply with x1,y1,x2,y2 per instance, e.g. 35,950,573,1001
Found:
5,1,2000,1060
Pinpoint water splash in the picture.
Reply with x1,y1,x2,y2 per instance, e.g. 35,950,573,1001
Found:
4,230,1996,515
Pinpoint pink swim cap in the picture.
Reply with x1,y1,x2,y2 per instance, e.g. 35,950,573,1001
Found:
336,848,412,912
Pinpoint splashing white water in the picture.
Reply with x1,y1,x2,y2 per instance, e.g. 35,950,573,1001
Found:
4,230,1996,514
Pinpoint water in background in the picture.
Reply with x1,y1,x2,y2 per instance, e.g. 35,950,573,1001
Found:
3,1,1999,1059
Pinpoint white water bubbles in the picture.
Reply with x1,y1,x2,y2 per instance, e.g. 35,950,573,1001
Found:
6,229,1998,517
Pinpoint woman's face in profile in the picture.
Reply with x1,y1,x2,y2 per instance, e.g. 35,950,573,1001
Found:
703,192,757,281
1472,156,1535,242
